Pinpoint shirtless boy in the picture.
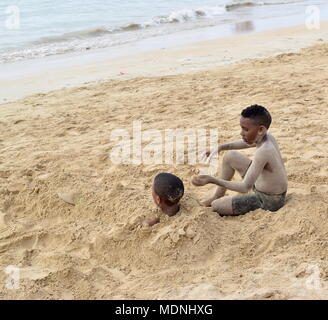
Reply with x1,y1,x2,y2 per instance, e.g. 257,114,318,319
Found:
192,104,288,216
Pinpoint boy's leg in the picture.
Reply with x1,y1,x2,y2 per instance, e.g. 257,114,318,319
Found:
212,193,262,216
201,150,251,206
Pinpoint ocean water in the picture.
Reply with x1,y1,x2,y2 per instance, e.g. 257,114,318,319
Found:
0,0,327,63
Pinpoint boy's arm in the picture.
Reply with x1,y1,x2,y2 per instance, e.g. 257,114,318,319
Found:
208,149,267,193
206,139,256,160
219,140,256,151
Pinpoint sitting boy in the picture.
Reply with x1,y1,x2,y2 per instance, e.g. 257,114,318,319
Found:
143,172,184,226
192,104,288,216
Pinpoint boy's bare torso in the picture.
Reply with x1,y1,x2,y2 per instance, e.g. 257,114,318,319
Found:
251,133,288,194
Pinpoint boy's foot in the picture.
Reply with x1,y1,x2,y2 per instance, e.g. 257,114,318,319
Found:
200,196,218,207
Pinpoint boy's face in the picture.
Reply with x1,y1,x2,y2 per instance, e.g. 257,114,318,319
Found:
151,184,178,216
240,116,263,144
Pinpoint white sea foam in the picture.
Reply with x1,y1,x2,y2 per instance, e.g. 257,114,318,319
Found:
0,0,324,64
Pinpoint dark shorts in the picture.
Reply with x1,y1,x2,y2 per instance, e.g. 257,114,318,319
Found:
232,160,286,215
232,185,286,216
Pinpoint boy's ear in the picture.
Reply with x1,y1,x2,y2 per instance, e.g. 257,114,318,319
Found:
155,194,161,206
258,125,267,135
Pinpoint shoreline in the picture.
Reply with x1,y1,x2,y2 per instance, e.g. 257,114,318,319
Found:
1,19,328,104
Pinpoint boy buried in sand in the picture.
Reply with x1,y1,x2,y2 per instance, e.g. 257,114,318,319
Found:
192,104,288,216
143,173,184,227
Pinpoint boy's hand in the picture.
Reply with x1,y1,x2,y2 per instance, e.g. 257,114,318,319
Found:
191,175,213,186
203,145,222,162
142,217,160,227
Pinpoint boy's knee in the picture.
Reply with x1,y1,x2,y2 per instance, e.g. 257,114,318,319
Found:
211,199,220,212
223,150,239,163
211,198,234,216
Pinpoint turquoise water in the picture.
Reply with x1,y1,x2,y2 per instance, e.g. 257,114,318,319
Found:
0,0,326,63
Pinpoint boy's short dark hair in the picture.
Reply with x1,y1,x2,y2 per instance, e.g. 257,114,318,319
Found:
241,104,272,129
153,173,184,206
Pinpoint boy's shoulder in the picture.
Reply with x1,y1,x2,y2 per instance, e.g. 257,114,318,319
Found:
266,133,276,141
256,134,276,154
262,133,277,146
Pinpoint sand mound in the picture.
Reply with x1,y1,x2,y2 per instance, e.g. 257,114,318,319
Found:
0,43,328,299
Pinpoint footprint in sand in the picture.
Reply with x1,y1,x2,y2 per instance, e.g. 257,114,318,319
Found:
0,170,11,179
36,232,75,250
0,235,38,252
7,182,26,194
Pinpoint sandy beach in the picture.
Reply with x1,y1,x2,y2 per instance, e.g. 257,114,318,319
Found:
1,22,328,299
1,21,328,103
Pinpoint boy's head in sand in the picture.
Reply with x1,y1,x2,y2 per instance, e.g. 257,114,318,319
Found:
152,173,184,216
240,104,272,145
